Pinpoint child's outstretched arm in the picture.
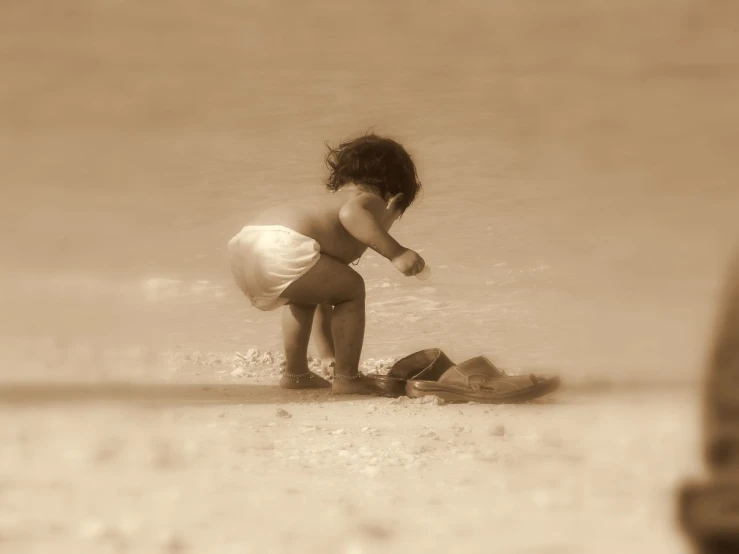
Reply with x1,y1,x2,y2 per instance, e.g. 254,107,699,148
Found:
339,194,425,276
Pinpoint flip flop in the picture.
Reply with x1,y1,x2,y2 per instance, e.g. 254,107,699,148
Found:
405,355,560,404
366,348,455,397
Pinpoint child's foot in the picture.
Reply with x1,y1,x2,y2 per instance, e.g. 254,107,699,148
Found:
279,370,331,389
331,373,376,395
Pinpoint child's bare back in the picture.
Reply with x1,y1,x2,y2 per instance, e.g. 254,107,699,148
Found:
228,133,425,395
249,185,399,265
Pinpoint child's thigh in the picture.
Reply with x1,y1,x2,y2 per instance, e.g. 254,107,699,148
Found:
281,255,364,306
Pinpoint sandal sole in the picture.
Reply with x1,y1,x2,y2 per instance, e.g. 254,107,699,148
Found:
406,376,561,404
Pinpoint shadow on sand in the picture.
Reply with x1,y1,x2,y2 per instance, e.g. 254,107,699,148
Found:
0,377,695,407
0,382,362,406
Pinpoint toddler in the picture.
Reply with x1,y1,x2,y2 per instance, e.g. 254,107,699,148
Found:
228,133,425,394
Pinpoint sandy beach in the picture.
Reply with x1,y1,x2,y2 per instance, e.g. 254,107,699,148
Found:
0,354,704,554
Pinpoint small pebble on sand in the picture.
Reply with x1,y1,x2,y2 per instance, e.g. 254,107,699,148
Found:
159,531,187,553
276,408,292,419
490,425,506,437
235,348,260,364
409,395,445,405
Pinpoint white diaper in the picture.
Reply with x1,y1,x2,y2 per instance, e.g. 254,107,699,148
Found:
228,225,321,311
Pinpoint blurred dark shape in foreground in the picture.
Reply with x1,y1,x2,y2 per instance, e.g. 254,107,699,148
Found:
680,249,739,553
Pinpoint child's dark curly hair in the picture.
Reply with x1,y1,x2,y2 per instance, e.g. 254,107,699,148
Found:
324,133,422,213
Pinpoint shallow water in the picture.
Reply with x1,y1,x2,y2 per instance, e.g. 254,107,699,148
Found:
2,0,738,383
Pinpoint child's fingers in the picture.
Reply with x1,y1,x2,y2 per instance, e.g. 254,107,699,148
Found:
405,261,423,276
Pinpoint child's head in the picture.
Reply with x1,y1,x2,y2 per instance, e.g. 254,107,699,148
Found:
324,133,422,213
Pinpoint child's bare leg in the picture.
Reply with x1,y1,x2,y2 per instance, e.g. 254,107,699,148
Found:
280,255,375,395
279,303,331,389
312,303,336,360
329,293,367,392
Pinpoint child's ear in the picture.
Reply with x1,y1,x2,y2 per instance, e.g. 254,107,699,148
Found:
387,193,405,212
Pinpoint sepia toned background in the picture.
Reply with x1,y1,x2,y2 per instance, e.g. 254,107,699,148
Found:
1,1,738,552
0,0,739,375
2,0,738,381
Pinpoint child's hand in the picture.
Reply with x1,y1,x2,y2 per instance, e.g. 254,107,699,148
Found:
391,248,426,277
